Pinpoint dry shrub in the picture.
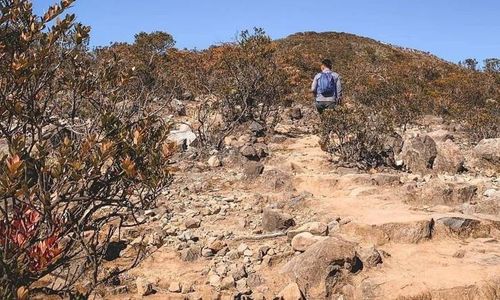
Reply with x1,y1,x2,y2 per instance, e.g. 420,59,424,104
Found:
0,1,172,298
320,104,398,169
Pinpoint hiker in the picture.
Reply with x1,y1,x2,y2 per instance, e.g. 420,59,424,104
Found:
311,59,342,114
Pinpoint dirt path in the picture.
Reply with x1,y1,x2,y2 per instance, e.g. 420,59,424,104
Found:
111,134,500,300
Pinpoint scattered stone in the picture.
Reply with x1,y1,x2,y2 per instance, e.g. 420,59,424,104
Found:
401,135,437,174
358,246,383,268
104,241,127,261
168,282,182,293
181,91,194,101
180,246,201,262
185,218,201,229
171,99,186,116
262,208,295,232
237,243,250,254
278,282,304,300
208,240,227,253
288,107,303,120
243,161,265,179
240,145,258,158
287,222,328,240
220,276,235,290
136,277,155,296
453,249,466,258
168,124,197,150
236,278,250,294
230,264,247,281
291,232,327,252
208,155,222,168
209,274,221,287
202,248,214,257
249,121,266,136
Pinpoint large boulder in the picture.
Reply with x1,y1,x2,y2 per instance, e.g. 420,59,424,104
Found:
262,208,295,232
401,135,437,174
433,139,465,174
282,236,360,299
470,138,500,175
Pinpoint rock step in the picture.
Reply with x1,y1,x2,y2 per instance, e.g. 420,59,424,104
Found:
339,215,500,245
350,239,500,299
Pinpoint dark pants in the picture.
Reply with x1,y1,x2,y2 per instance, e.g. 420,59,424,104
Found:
315,101,336,114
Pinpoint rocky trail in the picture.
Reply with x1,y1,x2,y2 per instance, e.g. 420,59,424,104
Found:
103,121,500,300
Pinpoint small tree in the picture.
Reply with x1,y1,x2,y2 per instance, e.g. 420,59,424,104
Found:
193,28,291,149
0,1,172,298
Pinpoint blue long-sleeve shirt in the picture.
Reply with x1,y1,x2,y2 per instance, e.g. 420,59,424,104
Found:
311,69,342,103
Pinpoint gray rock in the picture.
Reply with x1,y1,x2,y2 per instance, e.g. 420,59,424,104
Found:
240,145,258,160
168,124,197,150
220,276,235,290
401,135,437,174
357,246,383,268
289,107,303,120
168,281,182,293
136,277,155,296
180,246,201,262
243,161,265,179
471,138,500,175
185,218,201,229
208,155,222,168
282,236,359,298
433,139,465,174
262,208,295,232
249,121,266,136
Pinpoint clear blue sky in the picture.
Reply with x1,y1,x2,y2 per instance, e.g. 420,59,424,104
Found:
33,0,500,63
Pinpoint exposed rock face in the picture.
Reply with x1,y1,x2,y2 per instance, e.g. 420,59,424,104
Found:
262,208,295,232
401,135,437,174
278,282,304,300
413,179,477,206
291,232,327,252
471,138,500,175
434,217,490,239
282,236,360,299
434,139,465,174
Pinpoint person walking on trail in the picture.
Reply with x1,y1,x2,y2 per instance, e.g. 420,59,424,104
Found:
311,59,342,114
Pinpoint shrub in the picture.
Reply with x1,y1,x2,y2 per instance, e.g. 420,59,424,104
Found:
0,1,172,298
320,104,397,169
188,28,291,150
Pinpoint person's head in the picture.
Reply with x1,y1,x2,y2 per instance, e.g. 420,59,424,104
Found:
321,59,332,71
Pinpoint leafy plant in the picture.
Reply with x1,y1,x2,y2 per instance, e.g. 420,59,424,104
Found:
0,1,172,298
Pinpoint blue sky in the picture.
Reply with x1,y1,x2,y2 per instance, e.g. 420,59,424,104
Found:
33,0,500,63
